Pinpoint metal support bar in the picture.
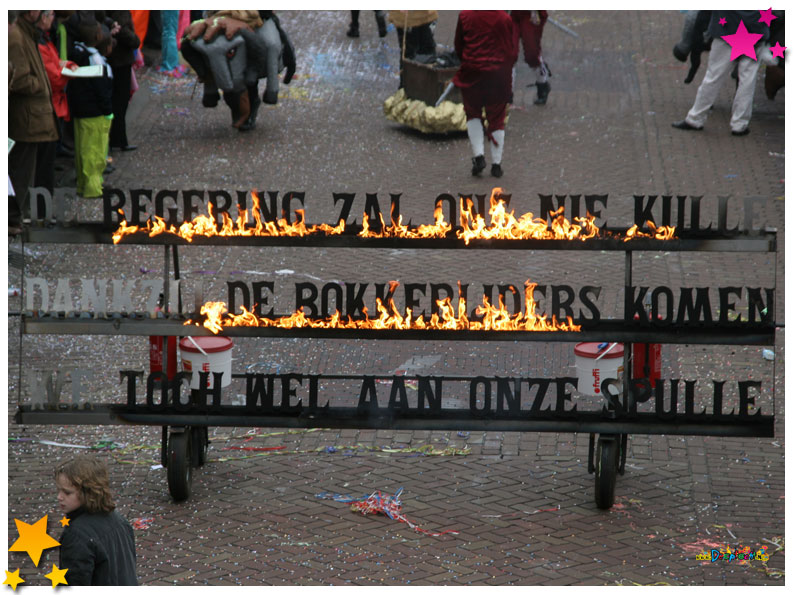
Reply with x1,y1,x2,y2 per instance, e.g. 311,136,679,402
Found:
21,224,778,253
13,406,775,437
21,318,776,344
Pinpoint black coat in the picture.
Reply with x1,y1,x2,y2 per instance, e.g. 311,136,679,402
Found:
66,42,113,118
58,508,138,586
105,10,141,68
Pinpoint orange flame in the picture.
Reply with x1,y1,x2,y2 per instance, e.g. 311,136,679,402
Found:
113,187,675,243
112,192,345,244
623,221,677,242
186,280,582,334
457,188,600,245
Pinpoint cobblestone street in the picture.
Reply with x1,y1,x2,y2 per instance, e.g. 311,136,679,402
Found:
6,10,785,586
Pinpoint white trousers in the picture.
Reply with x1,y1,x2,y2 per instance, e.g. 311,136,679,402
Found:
685,38,761,132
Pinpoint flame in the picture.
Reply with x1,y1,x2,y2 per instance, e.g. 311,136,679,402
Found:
112,192,345,244
113,187,675,243
457,188,601,245
359,202,452,238
623,221,677,242
186,280,582,334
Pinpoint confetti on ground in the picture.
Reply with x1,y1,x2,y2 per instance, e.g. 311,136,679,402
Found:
481,505,559,518
213,442,469,462
678,537,725,555
131,517,154,530
317,488,459,537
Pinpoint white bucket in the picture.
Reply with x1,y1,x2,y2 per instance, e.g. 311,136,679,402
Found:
574,342,624,397
179,336,234,389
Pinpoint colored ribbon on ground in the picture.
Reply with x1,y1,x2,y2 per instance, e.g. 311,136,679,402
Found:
317,488,459,537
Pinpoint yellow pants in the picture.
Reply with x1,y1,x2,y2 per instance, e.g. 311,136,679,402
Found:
74,116,111,198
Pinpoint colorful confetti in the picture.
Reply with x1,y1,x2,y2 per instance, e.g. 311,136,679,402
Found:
317,488,459,537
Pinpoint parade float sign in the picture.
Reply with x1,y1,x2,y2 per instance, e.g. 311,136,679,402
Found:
17,187,777,438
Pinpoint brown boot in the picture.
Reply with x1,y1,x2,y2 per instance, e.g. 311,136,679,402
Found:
232,91,250,128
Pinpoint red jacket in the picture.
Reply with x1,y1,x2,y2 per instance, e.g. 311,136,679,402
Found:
453,10,519,88
38,35,72,121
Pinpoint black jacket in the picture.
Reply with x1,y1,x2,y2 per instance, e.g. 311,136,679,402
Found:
105,10,141,68
66,41,113,118
58,508,138,586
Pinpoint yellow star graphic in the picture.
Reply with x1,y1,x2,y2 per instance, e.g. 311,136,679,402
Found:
2,569,25,591
8,516,61,567
58,517,70,528
44,565,68,588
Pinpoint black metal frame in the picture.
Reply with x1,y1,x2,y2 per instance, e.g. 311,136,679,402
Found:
14,219,778,506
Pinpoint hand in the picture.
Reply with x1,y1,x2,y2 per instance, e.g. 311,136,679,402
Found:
59,60,78,71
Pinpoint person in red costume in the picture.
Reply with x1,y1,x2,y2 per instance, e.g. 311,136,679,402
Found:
452,10,518,178
511,10,551,105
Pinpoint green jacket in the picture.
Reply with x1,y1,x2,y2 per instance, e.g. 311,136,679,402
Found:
8,16,59,143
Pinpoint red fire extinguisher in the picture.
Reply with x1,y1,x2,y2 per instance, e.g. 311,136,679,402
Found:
632,296,662,387
632,341,662,388
150,294,177,380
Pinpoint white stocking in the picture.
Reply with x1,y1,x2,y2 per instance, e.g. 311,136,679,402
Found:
490,129,505,165
466,119,485,157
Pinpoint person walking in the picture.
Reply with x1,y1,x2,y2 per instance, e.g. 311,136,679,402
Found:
452,10,519,178
672,10,770,136
347,10,387,38
511,10,551,105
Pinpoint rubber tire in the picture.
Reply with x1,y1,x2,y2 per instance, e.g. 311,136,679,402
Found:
594,436,619,510
191,427,208,467
167,430,192,502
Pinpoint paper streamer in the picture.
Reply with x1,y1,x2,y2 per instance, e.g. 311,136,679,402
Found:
317,488,459,537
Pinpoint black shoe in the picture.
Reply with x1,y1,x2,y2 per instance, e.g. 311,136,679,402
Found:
491,163,503,178
731,127,750,136
534,81,550,105
104,164,116,174
671,120,703,131
471,155,486,176
347,24,359,37
376,14,387,37
121,144,137,151
56,146,74,158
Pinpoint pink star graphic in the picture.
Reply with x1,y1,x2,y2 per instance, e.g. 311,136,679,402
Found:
722,20,764,61
719,17,727,26
770,41,786,60
758,8,777,27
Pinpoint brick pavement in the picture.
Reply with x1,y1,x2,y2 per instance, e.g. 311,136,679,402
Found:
7,10,784,586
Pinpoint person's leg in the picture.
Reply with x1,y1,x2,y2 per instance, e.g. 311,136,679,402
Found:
484,102,508,177
375,11,387,38
110,63,132,148
415,23,436,56
82,116,111,198
730,55,762,133
34,140,57,198
8,141,37,225
160,10,180,71
403,27,422,60
73,118,86,196
347,11,360,37
461,88,486,175
683,39,733,128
